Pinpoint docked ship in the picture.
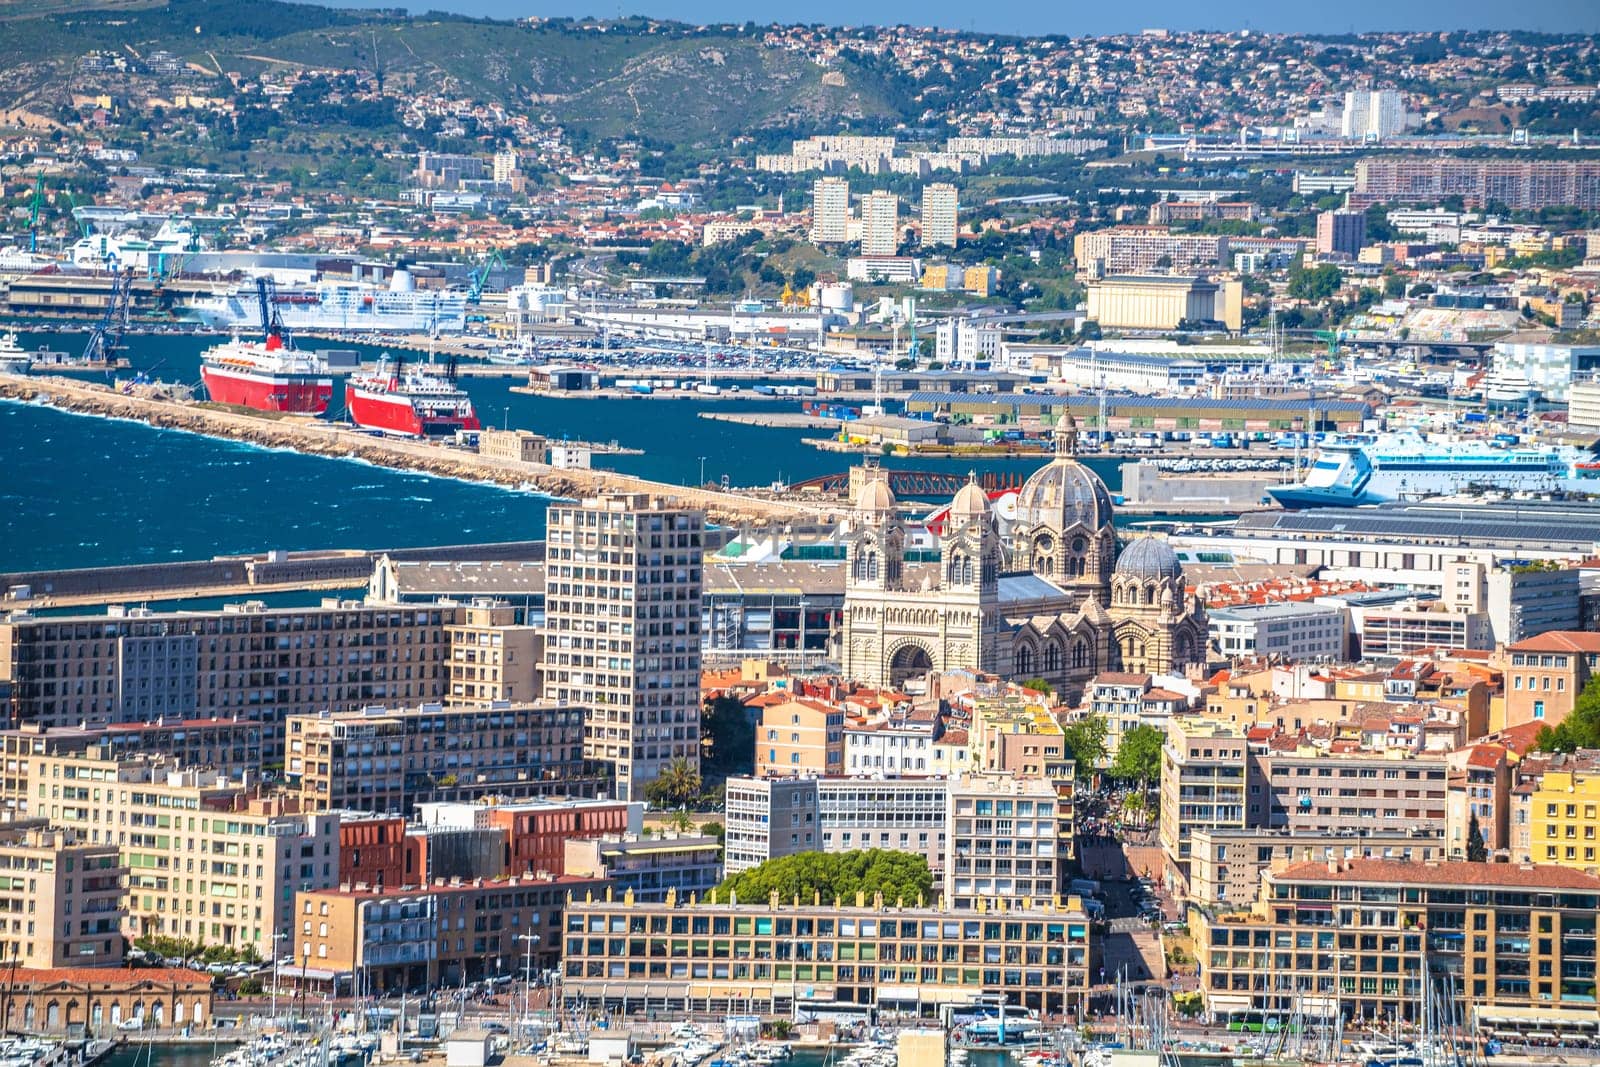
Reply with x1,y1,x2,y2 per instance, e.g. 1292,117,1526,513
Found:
1268,432,1600,508
345,357,480,437
187,269,468,335
199,333,333,413
0,333,31,375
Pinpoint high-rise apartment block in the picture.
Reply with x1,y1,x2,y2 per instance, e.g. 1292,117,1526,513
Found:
1315,209,1367,257
944,772,1062,909
1341,89,1407,140
539,494,704,802
920,183,958,247
1352,158,1600,210
810,177,850,245
860,190,900,256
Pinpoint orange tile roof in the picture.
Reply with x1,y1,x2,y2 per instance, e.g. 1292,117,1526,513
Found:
15,967,211,987
1509,632,1600,653
1274,859,1600,890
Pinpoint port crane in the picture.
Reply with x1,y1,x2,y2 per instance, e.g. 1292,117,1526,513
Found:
26,175,43,253
81,269,134,367
255,276,292,348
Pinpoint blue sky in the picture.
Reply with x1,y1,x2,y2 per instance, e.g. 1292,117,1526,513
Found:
311,0,1600,35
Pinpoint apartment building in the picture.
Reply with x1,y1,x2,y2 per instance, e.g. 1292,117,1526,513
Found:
810,177,850,244
860,191,900,256
1526,764,1600,872
1445,743,1513,861
416,797,640,878
1264,746,1449,837
1315,209,1366,257
1209,602,1346,662
724,775,947,875
0,600,455,762
0,719,264,790
1359,600,1492,657
1160,717,1250,892
0,823,125,968
561,891,1093,1019
284,703,602,815
1352,158,1600,210
945,773,1062,910
2,750,338,955
920,183,958,247
756,698,844,778
819,778,947,872
1194,860,1600,1027
563,834,721,902
443,602,542,706
843,715,938,775
297,872,600,991
538,494,705,802
1186,827,1445,909
724,777,817,874
338,816,411,890
1072,227,1228,277
1502,632,1600,729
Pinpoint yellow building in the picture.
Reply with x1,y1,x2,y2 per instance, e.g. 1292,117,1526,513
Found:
4,752,338,955
755,698,844,777
444,601,542,705
1529,767,1600,871
0,823,125,969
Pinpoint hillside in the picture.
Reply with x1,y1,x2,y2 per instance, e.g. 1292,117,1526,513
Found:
0,0,906,143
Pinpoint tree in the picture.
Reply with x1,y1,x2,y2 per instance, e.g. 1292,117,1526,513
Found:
1466,812,1488,863
1288,263,1344,303
700,695,755,785
1110,724,1164,794
1022,678,1052,694
644,757,702,808
1537,675,1600,752
1061,717,1108,773
715,849,933,905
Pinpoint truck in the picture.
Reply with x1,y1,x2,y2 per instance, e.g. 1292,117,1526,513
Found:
695,383,722,396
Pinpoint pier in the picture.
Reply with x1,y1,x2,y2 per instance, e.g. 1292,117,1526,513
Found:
0,374,843,527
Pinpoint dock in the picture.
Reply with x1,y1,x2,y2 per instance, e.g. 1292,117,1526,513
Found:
0,374,844,527
698,411,843,430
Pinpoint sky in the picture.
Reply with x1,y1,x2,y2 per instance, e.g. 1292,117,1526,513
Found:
311,0,1600,36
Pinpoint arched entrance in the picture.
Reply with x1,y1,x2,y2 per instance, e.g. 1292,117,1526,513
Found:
889,643,933,688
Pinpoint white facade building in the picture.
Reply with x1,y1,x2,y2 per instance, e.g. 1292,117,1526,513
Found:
920,183,959,247
1341,89,1407,140
810,177,850,245
861,190,900,256
1208,602,1348,662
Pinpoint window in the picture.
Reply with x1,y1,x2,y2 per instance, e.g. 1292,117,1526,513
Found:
1534,701,1545,720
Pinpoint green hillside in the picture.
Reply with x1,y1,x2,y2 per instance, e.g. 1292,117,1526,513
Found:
0,0,906,142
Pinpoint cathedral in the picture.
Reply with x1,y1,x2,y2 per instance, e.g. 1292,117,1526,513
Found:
839,416,1209,697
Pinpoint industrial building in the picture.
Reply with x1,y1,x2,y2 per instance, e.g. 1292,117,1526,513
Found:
1084,275,1244,332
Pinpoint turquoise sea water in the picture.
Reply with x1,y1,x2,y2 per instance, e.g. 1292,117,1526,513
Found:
0,329,1132,573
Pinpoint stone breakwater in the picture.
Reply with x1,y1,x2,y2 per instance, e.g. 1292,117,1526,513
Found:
0,375,837,526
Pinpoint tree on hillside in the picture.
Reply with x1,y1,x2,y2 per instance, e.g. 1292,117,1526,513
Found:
644,757,702,808
716,849,934,905
1288,263,1344,303
1536,675,1600,752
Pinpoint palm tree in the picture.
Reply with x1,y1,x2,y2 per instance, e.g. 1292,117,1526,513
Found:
648,758,702,808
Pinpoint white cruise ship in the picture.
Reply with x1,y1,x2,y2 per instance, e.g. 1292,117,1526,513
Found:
186,269,467,334
1269,431,1600,508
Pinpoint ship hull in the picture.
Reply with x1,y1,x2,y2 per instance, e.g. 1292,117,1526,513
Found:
201,364,332,414
345,385,480,437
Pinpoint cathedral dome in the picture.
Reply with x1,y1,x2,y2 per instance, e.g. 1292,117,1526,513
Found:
949,475,990,522
856,476,896,515
1017,420,1113,532
1115,536,1184,583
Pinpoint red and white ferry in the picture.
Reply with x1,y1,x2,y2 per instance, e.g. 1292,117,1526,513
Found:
199,332,332,414
345,357,480,437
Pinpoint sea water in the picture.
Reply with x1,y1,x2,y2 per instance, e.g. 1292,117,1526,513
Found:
0,329,1128,573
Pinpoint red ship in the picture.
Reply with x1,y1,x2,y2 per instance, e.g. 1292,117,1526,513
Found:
345,356,480,437
199,278,332,414
200,334,333,413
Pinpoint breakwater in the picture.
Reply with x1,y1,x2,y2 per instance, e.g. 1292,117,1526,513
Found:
0,374,838,526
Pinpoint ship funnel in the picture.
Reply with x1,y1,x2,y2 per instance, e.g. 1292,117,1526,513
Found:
390,268,415,292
